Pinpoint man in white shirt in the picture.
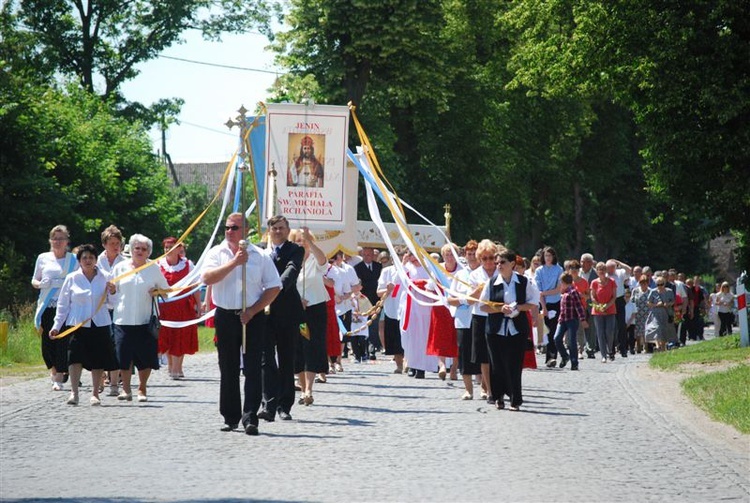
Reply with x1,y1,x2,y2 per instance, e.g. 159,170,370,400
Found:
202,213,281,436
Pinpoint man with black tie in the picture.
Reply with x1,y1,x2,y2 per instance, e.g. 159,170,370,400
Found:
258,215,305,421
354,247,383,359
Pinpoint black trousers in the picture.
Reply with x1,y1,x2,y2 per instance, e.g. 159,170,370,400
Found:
215,308,265,427
615,296,627,356
544,302,560,362
486,333,526,408
718,312,734,336
263,315,298,414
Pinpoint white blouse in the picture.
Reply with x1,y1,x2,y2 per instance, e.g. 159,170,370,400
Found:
297,255,329,306
111,260,169,325
33,252,79,303
52,268,112,331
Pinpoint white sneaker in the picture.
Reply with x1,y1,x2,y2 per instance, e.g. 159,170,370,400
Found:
90,396,101,406
52,382,62,391
117,391,132,401
137,392,148,402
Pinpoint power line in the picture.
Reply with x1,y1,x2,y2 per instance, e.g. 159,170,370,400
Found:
160,55,281,75
178,120,237,136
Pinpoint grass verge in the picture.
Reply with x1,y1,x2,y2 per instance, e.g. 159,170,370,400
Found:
648,334,750,371
681,364,750,434
650,334,750,434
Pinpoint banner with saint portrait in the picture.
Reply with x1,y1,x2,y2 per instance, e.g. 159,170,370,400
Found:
264,103,350,230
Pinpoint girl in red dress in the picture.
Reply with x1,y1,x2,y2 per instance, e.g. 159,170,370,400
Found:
323,261,342,373
426,244,459,379
157,238,200,379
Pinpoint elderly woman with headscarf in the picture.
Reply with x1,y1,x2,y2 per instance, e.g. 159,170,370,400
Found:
49,244,117,405
110,234,169,402
32,225,79,391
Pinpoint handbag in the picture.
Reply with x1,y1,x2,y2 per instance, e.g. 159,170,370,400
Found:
148,296,161,340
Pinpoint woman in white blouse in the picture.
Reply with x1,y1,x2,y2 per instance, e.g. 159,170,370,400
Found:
110,234,169,402
50,244,117,406
290,227,329,405
32,225,79,391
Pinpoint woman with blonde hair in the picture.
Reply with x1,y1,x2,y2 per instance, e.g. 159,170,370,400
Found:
32,225,79,391
467,239,499,401
715,282,735,336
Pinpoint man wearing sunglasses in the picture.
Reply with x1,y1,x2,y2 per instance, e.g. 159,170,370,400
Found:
202,213,281,436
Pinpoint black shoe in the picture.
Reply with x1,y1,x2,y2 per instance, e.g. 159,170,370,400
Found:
621,352,628,358
257,409,275,422
407,368,416,377
220,423,238,432
278,410,292,421
414,370,425,379
495,400,504,410
244,423,259,436
486,395,496,405
369,354,377,360
570,363,579,371
587,352,596,359
559,358,568,369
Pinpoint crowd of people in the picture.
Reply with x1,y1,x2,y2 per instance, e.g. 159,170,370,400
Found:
34,220,741,434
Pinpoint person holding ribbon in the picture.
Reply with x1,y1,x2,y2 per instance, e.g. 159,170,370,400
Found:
290,227,329,405
96,224,126,396
156,237,201,380
480,249,540,411
377,246,407,374
110,234,169,402
32,225,79,391
467,239,498,399
49,244,117,406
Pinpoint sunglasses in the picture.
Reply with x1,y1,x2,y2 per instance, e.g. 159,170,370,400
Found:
480,256,495,262
224,225,240,231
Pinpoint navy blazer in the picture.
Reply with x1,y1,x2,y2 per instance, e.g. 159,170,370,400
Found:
354,260,382,305
261,240,305,324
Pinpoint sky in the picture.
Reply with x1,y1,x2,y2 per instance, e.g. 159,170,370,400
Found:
121,30,280,163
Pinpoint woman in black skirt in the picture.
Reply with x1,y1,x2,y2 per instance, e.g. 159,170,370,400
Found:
50,244,117,406
290,227,329,405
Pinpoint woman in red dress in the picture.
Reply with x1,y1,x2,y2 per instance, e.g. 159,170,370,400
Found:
157,238,200,379
426,244,459,379
515,258,537,370
323,260,342,373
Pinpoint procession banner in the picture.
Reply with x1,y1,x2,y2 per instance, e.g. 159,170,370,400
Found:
264,103,350,229
309,158,359,257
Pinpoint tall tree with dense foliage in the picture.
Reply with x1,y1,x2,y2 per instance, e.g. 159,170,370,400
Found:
503,0,750,268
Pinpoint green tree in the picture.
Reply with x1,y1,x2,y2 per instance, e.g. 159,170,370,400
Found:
0,76,181,306
503,0,750,269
